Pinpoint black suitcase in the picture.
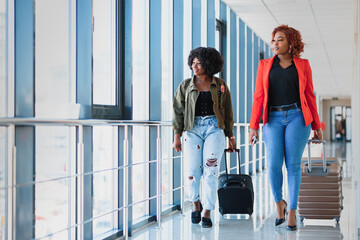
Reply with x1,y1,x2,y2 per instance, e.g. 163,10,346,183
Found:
217,148,254,215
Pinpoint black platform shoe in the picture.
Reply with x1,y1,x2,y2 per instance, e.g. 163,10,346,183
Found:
275,200,287,226
201,217,212,228
191,201,203,224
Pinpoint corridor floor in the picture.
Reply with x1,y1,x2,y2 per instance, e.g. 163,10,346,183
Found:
128,142,358,240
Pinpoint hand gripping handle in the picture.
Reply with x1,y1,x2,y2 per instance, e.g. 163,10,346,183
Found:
307,139,327,173
224,148,241,178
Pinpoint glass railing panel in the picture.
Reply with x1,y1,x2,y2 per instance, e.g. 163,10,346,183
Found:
132,126,149,222
93,126,118,237
161,126,173,209
0,127,5,238
35,126,73,239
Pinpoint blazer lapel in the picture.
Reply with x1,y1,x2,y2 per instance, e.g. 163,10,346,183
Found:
293,57,306,91
263,55,276,91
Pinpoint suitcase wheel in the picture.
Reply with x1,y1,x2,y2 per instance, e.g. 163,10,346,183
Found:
300,217,304,222
219,207,224,216
247,207,253,215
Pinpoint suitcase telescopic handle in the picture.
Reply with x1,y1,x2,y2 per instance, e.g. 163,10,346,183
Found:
307,139,327,173
224,148,241,178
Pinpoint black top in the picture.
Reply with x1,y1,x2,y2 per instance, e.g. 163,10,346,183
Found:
268,55,300,107
195,91,215,116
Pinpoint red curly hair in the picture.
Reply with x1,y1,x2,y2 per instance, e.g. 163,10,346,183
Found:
272,25,304,58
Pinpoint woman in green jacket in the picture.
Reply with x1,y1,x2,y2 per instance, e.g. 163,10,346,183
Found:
173,47,236,228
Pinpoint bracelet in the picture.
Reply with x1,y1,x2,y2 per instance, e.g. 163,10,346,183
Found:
229,136,235,140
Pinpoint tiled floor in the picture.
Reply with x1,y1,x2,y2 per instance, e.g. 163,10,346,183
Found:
128,142,359,240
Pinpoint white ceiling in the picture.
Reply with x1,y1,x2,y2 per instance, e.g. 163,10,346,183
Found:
223,0,355,99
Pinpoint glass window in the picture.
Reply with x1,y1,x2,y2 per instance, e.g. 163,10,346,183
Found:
161,0,173,209
35,0,70,118
0,4,6,237
183,0,192,79
93,0,116,105
92,126,118,237
132,0,149,222
0,127,5,239
0,1,6,117
35,126,72,239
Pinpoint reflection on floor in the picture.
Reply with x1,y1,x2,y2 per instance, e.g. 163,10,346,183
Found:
128,142,358,240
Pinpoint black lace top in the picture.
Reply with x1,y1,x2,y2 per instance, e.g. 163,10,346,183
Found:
195,91,215,116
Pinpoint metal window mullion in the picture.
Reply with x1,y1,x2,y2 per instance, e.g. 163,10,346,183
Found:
76,125,84,239
113,126,119,231
122,125,129,239
252,140,256,174
145,127,150,217
7,0,15,118
201,0,207,46
259,125,263,172
180,140,184,214
244,24,247,123
183,0,192,79
7,124,15,240
69,126,77,239
236,125,240,174
245,125,249,175
226,6,230,87
236,16,239,123
156,125,162,229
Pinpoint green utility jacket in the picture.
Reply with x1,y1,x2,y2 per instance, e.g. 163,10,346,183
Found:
173,76,234,137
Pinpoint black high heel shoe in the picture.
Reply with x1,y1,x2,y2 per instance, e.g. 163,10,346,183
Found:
191,201,203,224
275,200,287,226
287,214,297,231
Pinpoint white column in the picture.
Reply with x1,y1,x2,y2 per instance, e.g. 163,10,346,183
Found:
353,0,360,236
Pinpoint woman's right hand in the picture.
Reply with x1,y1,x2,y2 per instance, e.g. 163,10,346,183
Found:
173,134,182,152
248,128,258,146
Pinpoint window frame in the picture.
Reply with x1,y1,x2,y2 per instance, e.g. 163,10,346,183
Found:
92,0,125,120
216,18,225,79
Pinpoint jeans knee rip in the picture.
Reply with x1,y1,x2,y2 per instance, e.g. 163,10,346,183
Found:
187,176,195,184
206,158,218,167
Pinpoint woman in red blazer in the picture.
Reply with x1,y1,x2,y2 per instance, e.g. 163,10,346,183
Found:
249,25,323,231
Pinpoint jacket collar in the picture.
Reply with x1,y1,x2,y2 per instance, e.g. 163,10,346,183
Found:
189,76,219,91
189,76,197,91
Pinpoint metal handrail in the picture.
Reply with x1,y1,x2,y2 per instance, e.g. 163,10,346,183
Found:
0,118,265,239
0,117,172,126
0,154,182,191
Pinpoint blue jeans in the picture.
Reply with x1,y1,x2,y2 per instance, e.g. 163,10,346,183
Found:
183,115,226,210
263,105,311,210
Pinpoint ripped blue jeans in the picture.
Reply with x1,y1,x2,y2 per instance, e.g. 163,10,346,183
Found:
183,115,226,210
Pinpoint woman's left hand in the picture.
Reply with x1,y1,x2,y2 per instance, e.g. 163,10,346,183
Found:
312,128,323,143
228,136,236,151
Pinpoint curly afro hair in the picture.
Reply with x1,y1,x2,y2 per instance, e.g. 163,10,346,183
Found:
188,47,224,76
272,25,304,58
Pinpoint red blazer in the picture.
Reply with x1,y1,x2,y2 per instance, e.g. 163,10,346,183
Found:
250,55,321,130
